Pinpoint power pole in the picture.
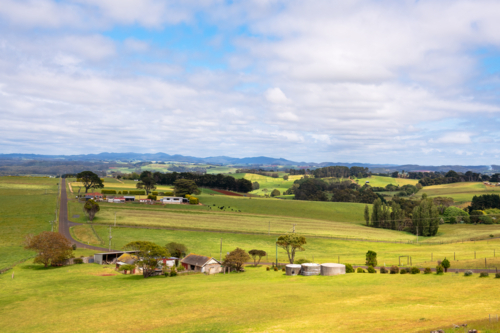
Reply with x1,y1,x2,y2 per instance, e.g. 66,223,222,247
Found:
108,226,112,251
220,238,222,263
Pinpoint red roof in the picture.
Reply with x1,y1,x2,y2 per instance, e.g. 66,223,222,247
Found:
114,197,125,199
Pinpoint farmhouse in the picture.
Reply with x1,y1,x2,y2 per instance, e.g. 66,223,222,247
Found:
161,197,185,204
139,198,153,204
159,257,178,268
85,192,103,200
181,254,222,274
113,197,126,203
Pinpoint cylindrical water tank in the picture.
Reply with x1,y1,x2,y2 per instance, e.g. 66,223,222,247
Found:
285,264,301,276
301,263,320,276
320,263,346,276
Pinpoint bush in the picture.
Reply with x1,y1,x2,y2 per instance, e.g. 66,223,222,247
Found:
356,267,365,273
442,258,450,272
73,258,83,264
118,191,122,194
177,264,185,272
170,266,177,277
424,267,432,274
390,265,399,274
101,190,117,194
480,272,489,278
436,265,444,274
295,258,309,264
273,266,278,271
495,273,500,278
464,270,473,276
345,264,354,273
148,195,157,201
367,266,376,273
164,272,169,277
480,215,494,224
122,191,128,195
129,190,146,195
189,196,199,204
380,266,388,274
400,269,407,274
282,267,285,272
152,191,158,195
164,191,174,196
72,244,77,250
266,266,270,271
411,267,420,274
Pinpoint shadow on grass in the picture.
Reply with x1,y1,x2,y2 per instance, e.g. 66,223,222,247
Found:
20,264,66,271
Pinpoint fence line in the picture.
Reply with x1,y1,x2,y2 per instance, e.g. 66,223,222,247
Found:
0,256,35,274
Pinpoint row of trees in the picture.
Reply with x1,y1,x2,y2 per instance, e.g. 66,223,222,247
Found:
365,197,440,236
418,170,499,186
132,171,253,193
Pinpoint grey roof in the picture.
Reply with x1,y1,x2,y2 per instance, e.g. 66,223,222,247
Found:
181,254,219,267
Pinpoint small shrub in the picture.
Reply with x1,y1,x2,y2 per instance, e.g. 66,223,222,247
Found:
164,191,174,196
72,244,77,250
189,197,199,204
295,258,309,265
490,234,495,238
480,272,489,278
170,266,177,277
367,266,376,273
356,267,365,273
73,258,83,264
118,191,122,194
411,267,420,274
164,272,169,277
436,265,444,274
424,267,432,274
282,267,285,272
274,266,278,271
148,195,157,201
441,258,450,272
345,264,354,273
495,273,500,278
122,190,128,195
400,269,407,274
266,266,270,271
464,270,473,276
379,266,388,274
390,265,399,274
177,264,185,272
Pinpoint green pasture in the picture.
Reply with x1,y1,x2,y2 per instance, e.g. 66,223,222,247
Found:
81,225,500,266
355,175,419,187
3,258,500,332
69,181,173,194
420,182,500,203
0,176,59,270
239,173,303,196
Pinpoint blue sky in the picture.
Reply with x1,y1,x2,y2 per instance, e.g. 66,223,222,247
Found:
1,0,500,165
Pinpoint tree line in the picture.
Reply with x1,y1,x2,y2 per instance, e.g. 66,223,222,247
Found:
311,166,370,179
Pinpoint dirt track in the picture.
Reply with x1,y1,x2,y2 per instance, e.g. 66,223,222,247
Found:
59,178,109,251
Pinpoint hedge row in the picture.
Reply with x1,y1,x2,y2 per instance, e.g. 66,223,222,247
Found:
186,194,199,204
128,190,146,195
101,190,116,194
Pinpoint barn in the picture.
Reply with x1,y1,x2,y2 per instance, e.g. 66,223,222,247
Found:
181,254,222,274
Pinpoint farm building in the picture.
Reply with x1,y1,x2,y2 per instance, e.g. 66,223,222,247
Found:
161,197,184,204
139,198,153,204
113,197,125,203
124,196,135,202
115,253,138,273
85,192,103,200
180,254,222,274
159,257,178,268
94,251,140,265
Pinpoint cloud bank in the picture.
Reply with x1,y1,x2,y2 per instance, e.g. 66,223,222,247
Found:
0,0,500,164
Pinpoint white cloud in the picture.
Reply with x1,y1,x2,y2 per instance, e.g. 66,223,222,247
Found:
123,38,150,53
433,133,473,144
264,87,290,104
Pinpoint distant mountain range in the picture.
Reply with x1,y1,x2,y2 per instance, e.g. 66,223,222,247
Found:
0,152,496,173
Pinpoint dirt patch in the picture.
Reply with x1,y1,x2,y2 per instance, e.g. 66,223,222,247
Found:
212,189,243,196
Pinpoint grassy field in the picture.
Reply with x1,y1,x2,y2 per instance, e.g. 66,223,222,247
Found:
420,182,500,203
236,173,303,196
0,177,59,270
356,175,419,187
2,260,500,332
77,225,500,267
69,179,173,195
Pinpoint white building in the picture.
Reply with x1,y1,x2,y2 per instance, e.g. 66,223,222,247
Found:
161,197,184,204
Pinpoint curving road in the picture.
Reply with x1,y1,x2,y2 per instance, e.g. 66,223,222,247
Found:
59,178,109,251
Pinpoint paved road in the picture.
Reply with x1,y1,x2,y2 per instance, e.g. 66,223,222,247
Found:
59,178,109,251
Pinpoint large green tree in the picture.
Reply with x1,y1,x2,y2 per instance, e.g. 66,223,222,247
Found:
136,177,156,195
165,242,188,258
174,179,200,197
277,234,307,264
77,171,104,193
24,232,73,267
248,249,267,266
223,248,250,271
83,199,100,222
123,241,169,278
366,250,377,267
411,199,440,237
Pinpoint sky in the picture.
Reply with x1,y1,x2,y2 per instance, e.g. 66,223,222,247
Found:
1,0,500,165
